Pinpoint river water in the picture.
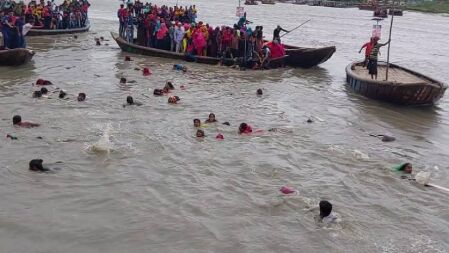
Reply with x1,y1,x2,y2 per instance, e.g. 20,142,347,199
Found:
1,1,449,252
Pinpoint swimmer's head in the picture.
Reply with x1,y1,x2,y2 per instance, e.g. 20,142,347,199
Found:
193,118,201,127
59,90,66,99
77,93,86,101
319,200,332,219
257,88,263,95
120,77,127,84
125,56,131,61
239,123,248,134
196,129,205,138
208,113,216,122
126,96,134,104
33,90,42,98
29,159,45,171
401,163,413,174
168,96,177,104
13,115,22,125
165,81,175,90
40,87,48,94
153,89,163,96
182,66,187,72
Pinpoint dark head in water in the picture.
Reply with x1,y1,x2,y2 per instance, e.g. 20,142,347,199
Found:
127,96,134,105
120,77,127,84
257,89,263,95
95,39,101,46
396,163,413,174
153,89,163,96
33,90,42,98
29,159,49,172
40,87,48,94
77,93,86,101
196,129,205,138
59,90,67,99
13,115,22,125
194,118,201,127
319,200,332,219
165,81,175,90
206,113,217,123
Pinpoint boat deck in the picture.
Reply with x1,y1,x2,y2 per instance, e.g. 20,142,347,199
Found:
353,64,429,85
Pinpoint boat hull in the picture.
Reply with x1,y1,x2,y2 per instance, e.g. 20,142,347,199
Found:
284,45,336,68
0,48,35,66
27,22,90,36
345,62,447,105
111,32,287,68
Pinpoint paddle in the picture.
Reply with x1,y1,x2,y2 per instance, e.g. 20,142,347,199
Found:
280,19,311,39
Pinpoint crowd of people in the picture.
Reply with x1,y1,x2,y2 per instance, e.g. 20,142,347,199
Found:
0,0,90,49
117,2,287,70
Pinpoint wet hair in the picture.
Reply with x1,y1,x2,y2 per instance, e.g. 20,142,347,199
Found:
319,200,332,219
29,159,45,171
165,81,175,90
59,90,67,99
398,163,412,171
33,90,42,98
120,77,127,83
126,96,134,104
40,87,48,94
96,39,101,46
43,80,52,85
125,56,131,61
153,89,163,96
257,88,263,95
13,115,22,125
239,123,248,133
77,93,86,101
74,35,78,39
193,118,201,126
196,129,205,137
174,96,180,101
222,122,230,126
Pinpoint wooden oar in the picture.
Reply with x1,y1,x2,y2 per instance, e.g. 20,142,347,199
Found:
280,19,311,38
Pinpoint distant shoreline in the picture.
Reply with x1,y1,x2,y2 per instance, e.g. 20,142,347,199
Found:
405,2,449,14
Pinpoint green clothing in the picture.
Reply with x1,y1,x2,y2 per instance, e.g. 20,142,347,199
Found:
369,44,381,61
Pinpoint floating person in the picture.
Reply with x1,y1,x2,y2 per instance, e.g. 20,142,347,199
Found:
367,37,391,80
143,67,151,76
40,87,48,95
319,200,338,224
125,56,131,61
222,122,231,126
59,90,67,99
165,81,175,90
216,133,224,140
205,113,217,123
239,123,253,134
196,129,205,138
369,134,396,142
77,93,86,101
194,118,201,128
120,77,127,84
153,89,164,96
29,159,50,172
36,79,52,85
173,63,187,72
257,88,263,96
393,163,413,174
307,118,314,123
6,134,18,140
168,96,180,104
280,186,295,195
12,115,40,128
95,38,101,46
33,90,42,98
273,25,289,42
123,96,142,107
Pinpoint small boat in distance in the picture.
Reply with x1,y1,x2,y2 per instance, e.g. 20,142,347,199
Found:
27,21,91,36
346,61,447,105
261,0,276,4
244,0,258,5
0,48,35,66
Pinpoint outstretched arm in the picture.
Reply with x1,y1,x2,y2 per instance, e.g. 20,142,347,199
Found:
379,39,391,47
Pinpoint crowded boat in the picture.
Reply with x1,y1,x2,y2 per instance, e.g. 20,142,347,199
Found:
116,1,287,69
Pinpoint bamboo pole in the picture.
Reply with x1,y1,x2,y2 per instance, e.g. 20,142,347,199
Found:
385,4,394,81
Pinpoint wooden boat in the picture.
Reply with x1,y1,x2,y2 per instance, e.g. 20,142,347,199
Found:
261,0,276,4
283,44,336,68
389,9,403,16
374,9,388,18
27,21,90,36
244,0,258,5
346,61,447,105
0,48,35,66
358,4,377,10
111,32,287,69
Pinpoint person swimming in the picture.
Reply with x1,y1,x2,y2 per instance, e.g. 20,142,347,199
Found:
319,200,337,224
29,159,50,172
124,96,142,107
59,90,67,99
173,64,187,72
196,129,205,138
165,81,175,90
194,118,201,128
40,87,48,95
36,79,53,85
168,96,180,104
257,88,263,95
120,77,127,84
13,115,40,128
33,90,42,98
205,113,217,123
153,89,164,96
393,163,413,174
77,93,86,101
239,123,253,134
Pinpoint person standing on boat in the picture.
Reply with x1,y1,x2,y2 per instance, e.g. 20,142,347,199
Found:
367,37,390,80
359,37,374,68
117,4,126,38
273,25,288,42
125,9,135,43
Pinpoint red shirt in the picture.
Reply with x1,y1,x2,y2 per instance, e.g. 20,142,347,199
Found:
363,42,374,56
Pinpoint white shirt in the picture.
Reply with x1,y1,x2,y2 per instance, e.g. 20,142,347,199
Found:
23,23,33,36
